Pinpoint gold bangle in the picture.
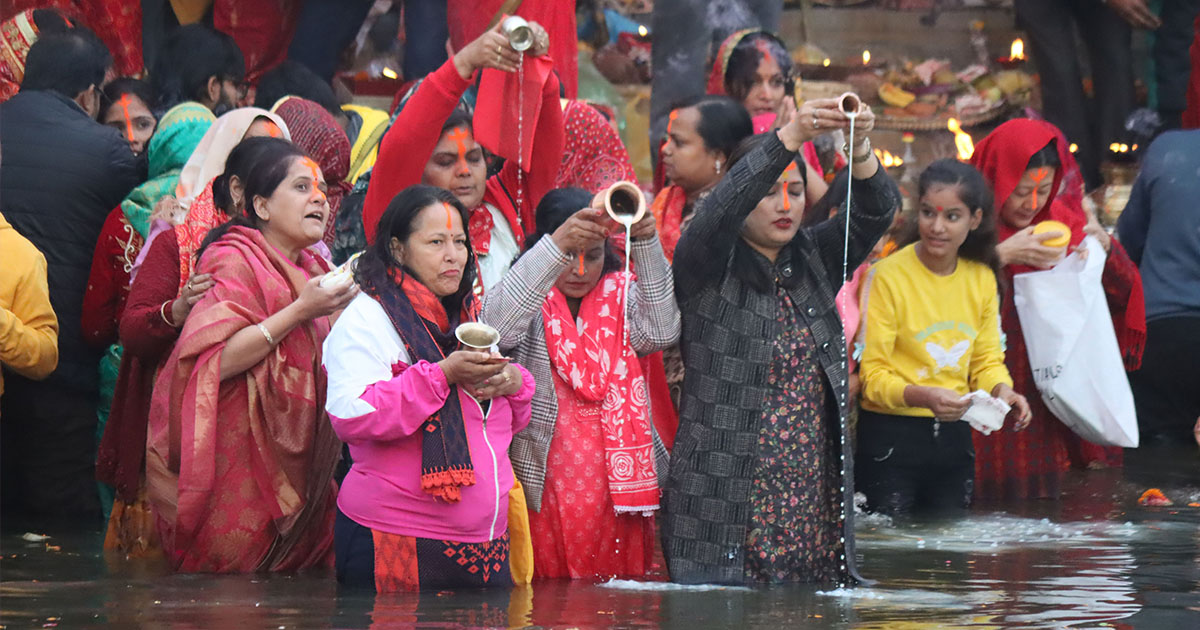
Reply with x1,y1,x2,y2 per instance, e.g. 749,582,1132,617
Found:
256,322,276,346
160,301,177,328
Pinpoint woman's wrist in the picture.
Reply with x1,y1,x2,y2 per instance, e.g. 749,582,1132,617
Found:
452,52,474,80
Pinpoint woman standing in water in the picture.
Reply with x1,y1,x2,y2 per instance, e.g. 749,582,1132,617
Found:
662,98,900,586
969,119,1145,501
483,188,678,579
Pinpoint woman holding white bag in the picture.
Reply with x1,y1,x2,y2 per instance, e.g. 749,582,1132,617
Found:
969,119,1146,502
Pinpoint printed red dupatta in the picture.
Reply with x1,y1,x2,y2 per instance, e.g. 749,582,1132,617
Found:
146,226,340,572
542,272,659,514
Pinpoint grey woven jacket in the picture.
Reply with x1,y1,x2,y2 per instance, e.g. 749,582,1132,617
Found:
481,234,679,511
662,133,900,586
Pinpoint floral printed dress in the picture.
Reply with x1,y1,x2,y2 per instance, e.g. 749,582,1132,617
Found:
744,288,841,583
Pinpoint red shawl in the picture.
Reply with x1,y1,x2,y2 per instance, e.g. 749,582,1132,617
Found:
274,96,352,246
146,226,340,572
542,273,659,514
174,183,226,292
651,185,687,263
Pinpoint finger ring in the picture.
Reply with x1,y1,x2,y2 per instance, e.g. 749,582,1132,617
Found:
812,116,819,129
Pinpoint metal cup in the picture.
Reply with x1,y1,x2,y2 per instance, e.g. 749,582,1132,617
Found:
838,92,862,118
455,322,501,354
501,15,534,52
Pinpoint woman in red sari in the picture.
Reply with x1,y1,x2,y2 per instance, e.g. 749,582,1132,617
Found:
969,118,1146,501
146,138,356,572
556,100,638,193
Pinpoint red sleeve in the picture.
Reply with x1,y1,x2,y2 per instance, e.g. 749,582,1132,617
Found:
1101,237,1147,369
81,209,126,350
363,60,472,244
495,63,564,233
120,230,184,361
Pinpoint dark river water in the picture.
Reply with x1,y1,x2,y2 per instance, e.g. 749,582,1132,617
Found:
3,444,1197,629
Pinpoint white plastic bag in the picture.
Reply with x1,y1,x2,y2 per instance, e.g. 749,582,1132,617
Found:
1012,236,1139,447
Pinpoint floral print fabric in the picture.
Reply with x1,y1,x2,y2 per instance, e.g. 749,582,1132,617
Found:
744,289,840,583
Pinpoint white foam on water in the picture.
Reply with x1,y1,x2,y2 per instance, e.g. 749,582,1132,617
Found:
817,587,1000,611
858,514,1142,553
598,579,751,592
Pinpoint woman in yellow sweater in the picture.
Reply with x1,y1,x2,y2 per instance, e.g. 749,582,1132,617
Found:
857,159,1031,516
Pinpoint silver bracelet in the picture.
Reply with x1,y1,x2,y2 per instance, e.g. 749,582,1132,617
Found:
256,322,276,346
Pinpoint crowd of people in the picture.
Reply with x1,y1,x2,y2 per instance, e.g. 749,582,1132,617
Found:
1,3,1198,595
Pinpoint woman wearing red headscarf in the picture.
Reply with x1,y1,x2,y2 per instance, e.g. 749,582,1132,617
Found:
969,118,1145,501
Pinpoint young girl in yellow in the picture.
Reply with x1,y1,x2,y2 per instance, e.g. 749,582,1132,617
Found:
857,159,1031,516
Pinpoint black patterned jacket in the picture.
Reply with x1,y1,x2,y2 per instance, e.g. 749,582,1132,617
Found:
662,132,899,586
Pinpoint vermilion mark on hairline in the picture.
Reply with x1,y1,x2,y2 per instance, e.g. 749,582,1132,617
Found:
442,202,455,230
301,157,326,204
118,95,134,142
447,127,472,175
667,110,679,136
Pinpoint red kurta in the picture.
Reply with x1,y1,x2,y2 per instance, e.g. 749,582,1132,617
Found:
527,373,655,579
82,208,143,350
362,58,563,246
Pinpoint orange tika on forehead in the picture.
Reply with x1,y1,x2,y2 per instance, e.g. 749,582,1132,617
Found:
442,202,455,230
118,95,134,142
778,162,801,210
1029,167,1050,211
667,110,679,136
301,156,326,204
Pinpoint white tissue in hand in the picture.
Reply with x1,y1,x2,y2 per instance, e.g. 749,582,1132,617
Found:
960,390,1010,435
319,252,360,288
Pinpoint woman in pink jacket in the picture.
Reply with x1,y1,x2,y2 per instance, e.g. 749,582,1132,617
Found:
323,185,534,591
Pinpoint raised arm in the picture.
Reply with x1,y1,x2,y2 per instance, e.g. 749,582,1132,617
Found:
805,168,900,291
494,54,565,232
362,61,471,244
626,235,681,355
481,235,572,351
672,132,794,299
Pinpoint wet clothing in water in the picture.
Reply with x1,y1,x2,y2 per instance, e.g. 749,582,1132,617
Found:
662,132,899,586
146,226,340,572
856,410,975,516
481,234,677,578
969,120,1146,500
335,509,513,592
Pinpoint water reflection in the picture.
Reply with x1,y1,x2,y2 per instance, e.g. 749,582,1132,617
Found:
2,450,1197,629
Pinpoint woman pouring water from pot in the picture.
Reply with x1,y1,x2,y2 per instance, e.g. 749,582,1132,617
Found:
662,96,900,586
481,185,679,579
323,185,535,591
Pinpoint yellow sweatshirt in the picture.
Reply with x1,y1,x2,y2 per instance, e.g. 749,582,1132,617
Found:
860,244,1012,417
342,104,390,185
0,212,59,397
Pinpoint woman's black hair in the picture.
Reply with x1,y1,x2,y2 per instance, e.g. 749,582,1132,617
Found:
526,187,621,275
672,95,753,160
100,78,159,119
354,185,478,311
196,137,307,258
723,31,794,104
898,158,1002,281
253,60,342,114
210,133,287,214
441,107,473,135
152,24,246,109
1026,139,1061,171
